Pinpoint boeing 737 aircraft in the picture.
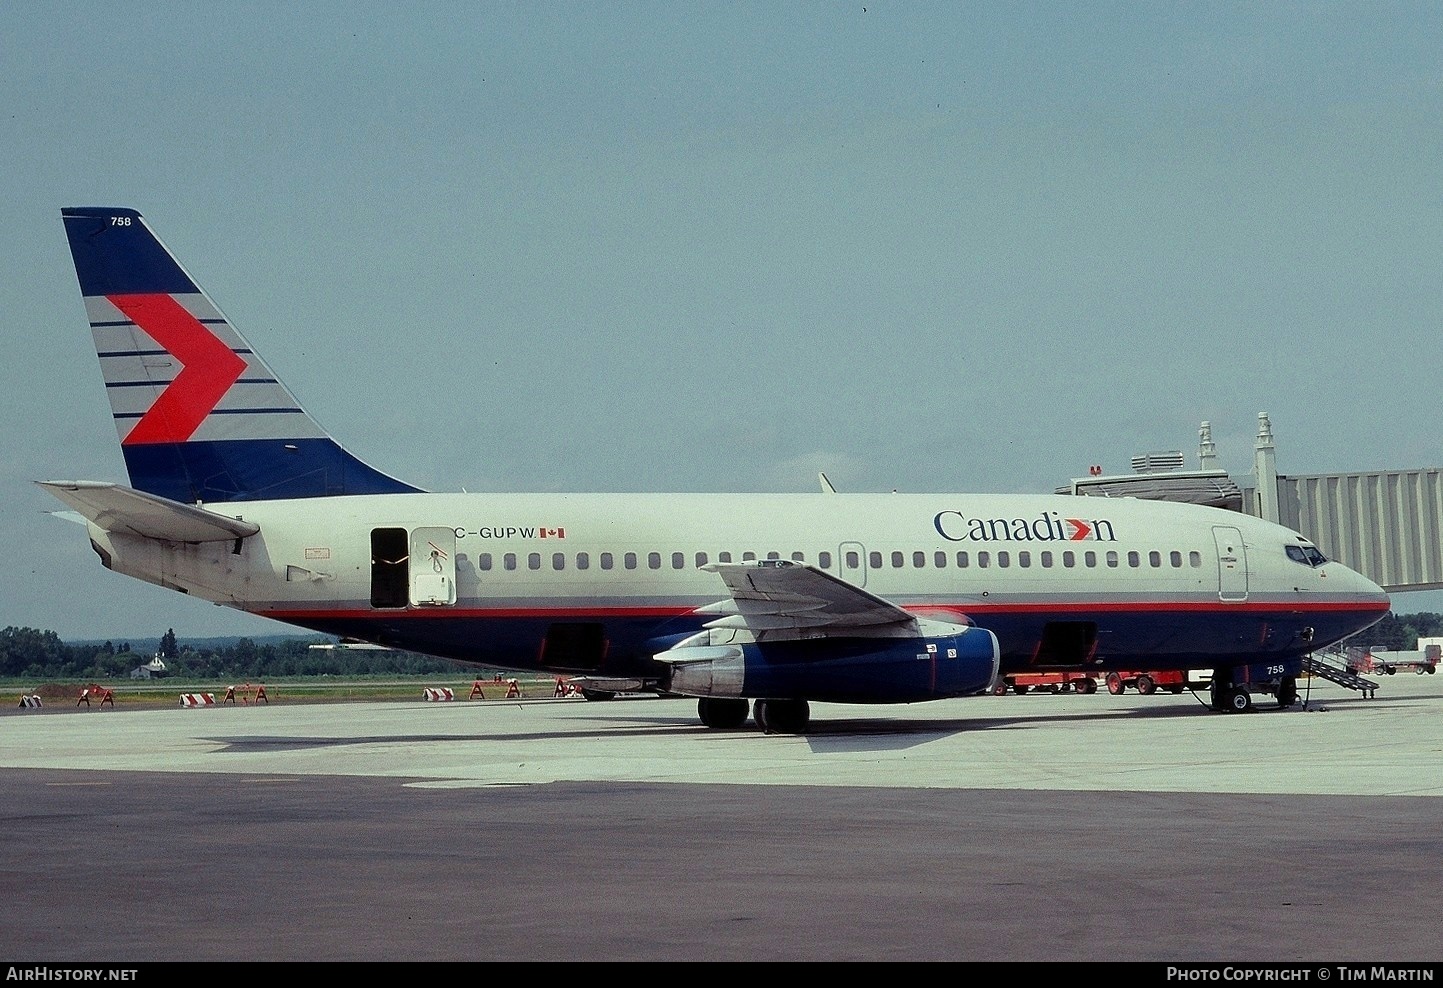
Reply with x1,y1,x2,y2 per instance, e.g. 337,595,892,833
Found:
43,207,1390,732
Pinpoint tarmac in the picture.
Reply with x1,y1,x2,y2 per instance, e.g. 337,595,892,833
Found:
2,672,1440,963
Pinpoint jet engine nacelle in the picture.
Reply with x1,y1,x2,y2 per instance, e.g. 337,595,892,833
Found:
661,625,1000,704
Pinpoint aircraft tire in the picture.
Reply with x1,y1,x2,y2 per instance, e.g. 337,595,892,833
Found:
698,697,750,729
755,698,809,735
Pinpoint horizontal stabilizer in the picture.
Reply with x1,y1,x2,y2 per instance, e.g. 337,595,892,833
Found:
37,480,260,543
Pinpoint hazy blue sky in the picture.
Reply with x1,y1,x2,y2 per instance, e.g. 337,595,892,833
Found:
6,2,1443,641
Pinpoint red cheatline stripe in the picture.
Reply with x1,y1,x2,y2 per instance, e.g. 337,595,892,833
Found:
110,293,247,444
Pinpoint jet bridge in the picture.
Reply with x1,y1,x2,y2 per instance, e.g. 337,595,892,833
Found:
1060,414,1443,595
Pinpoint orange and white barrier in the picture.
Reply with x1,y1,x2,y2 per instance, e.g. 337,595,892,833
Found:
77,685,114,708
222,683,269,705
18,694,42,708
179,693,216,707
423,687,455,701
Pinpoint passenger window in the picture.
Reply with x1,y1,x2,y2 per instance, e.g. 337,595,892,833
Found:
891,551,904,568
504,553,517,571
1040,551,1053,567
934,551,947,568
552,552,565,570
978,551,990,569
600,552,614,570
1084,551,1097,567
719,551,732,563
1127,551,1139,567
955,551,969,568
695,552,708,567
791,551,805,562
743,551,756,561
624,552,637,570
1018,551,1030,568
1170,551,1182,568
1063,551,1075,568
1148,551,1160,567
1106,551,1119,568
576,552,589,570
528,552,541,570
843,550,858,568
997,551,1010,568
766,551,780,560
819,551,832,568
1189,551,1202,567
648,552,662,569
869,551,882,568
478,553,492,572
672,552,685,569
913,551,926,568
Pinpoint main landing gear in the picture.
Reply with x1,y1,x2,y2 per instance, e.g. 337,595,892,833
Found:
695,697,811,734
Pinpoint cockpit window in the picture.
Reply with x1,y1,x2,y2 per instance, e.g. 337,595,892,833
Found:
1286,544,1328,567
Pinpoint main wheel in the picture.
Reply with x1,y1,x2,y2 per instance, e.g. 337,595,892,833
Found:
697,697,750,729
754,698,809,734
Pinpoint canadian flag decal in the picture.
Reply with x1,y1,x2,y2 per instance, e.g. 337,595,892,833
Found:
539,527,566,539
110,293,246,445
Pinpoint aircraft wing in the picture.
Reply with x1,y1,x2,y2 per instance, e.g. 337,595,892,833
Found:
690,560,920,634
37,480,260,543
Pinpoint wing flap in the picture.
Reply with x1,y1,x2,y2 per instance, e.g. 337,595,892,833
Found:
37,480,260,543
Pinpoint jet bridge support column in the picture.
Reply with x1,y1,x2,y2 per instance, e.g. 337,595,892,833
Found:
1253,412,1280,523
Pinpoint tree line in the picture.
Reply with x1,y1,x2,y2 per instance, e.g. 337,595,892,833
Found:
5,611,1441,681
0,627,474,680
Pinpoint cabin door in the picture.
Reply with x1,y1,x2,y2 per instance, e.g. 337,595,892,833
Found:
839,541,868,587
1212,526,1248,602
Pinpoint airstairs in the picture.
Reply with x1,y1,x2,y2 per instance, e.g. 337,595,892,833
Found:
1303,650,1379,696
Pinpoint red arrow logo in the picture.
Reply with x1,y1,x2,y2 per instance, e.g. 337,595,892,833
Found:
1066,519,1093,541
109,294,247,445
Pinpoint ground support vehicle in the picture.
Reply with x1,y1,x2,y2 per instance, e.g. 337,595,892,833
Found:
991,672,1099,695
1103,669,1196,696
1347,643,1439,676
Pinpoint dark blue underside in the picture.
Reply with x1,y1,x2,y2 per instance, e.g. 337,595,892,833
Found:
267,604,1376,688
124,438,419,502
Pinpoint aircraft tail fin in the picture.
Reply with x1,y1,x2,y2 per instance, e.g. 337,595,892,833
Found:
60,207,420,503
